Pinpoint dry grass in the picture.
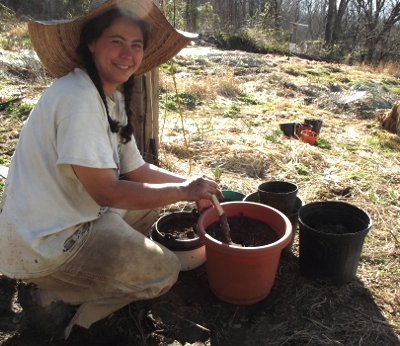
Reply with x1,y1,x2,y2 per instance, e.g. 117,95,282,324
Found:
155,52,400,345
1,49,400,345
364,61,400,77
160,64,243,100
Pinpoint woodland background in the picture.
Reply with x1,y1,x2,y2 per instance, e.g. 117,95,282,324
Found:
3,0,400,67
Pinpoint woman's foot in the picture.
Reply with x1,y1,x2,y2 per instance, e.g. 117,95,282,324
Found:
17,282,78,338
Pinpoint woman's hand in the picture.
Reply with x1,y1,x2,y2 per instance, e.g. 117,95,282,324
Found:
184,175,222,201
196,198,213,214
183,175,224,213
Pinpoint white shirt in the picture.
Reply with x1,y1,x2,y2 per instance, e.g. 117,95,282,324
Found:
0,68,145,278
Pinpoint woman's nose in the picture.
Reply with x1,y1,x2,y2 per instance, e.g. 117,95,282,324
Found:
120,45,133,58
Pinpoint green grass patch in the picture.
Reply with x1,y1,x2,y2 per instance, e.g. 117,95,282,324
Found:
223,109,239,118
315,137,331,149
230,104,241,112
323,65,343,73
342,143,364,151
264,129,285,145
237,94,260,105
294,163,311,175
282,67,307,77
194,117,214,135
262,104,274,112
5,102,33,120
160,63,179,74
305,69,331,77
160,91,204,111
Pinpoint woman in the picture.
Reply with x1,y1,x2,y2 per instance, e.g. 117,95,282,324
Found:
0,0,221,339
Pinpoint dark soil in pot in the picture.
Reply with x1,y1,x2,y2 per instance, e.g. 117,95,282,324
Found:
205,216,279,247
315,223,348,234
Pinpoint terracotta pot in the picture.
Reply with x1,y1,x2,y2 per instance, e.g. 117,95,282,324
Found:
243,192,303,257
197,202,292,305
149,212,206,271
295,123,313,138
301,129,318,145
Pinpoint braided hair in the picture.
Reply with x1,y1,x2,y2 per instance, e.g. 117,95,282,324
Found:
77,9,148,143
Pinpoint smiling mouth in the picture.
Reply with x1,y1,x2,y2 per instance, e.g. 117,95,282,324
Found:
115,64,131,70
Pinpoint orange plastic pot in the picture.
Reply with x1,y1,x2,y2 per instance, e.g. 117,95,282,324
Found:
295,123,313,138
301,129,318,145
197,202,292,305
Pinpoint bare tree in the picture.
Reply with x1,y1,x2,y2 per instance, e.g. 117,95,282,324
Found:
301,0,326,40
355,0,400,64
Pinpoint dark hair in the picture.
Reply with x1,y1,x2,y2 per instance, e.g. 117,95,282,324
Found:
77,9,148,144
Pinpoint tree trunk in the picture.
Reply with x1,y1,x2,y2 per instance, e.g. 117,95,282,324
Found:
324,0,336,44
331,0,350,43
185,0,195,32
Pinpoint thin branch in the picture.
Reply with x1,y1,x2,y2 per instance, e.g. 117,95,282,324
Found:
161,307,211,333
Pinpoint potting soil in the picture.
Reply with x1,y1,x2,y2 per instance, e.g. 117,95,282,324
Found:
161,225,199,240
205,216,279,247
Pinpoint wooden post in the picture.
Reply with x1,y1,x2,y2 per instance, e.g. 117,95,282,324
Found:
130,68,159,165
131,0,161,165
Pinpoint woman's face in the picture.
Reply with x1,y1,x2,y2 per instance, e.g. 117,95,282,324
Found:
88,16,144,95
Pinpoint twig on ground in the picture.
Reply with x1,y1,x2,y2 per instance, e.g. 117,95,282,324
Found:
128,305,147,345
303,317,334,331
160,306,211,332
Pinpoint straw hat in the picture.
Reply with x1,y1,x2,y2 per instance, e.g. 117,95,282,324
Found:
28,0,197,79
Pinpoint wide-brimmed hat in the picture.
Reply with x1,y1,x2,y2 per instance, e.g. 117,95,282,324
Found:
28,0,197,78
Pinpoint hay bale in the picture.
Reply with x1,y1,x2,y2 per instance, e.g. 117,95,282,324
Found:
378,101,400,134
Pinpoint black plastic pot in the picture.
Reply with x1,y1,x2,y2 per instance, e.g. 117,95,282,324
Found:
304,119,323,135
243,192,303,257
298,201,372,285
152,212,202,251
258,181,298,215
149,212,206,271
279,122,296,138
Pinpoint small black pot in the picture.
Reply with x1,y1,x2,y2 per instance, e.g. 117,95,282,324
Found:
304,119,323,135
279,122,296,138
258,181,298,215
151,211,203,251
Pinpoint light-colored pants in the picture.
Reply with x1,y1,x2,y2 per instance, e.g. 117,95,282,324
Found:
21,208,180,339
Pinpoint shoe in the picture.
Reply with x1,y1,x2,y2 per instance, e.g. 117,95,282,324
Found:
18,282,78,338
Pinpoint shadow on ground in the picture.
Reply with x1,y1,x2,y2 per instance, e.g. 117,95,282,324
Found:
0,254,399,346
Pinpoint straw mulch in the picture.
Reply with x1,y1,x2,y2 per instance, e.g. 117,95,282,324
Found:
154,117,400,346
378,101,400,134
152,55,400,345
0,49,399,346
